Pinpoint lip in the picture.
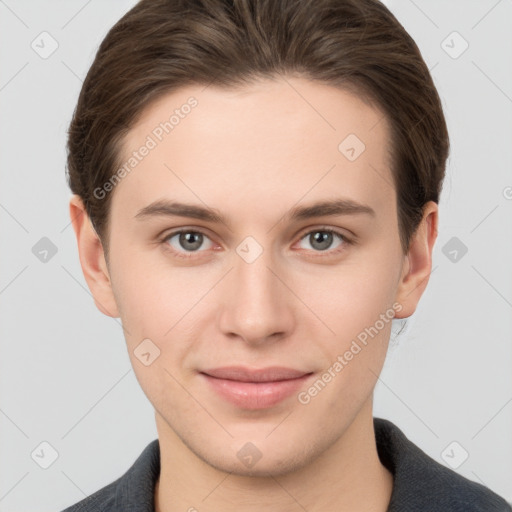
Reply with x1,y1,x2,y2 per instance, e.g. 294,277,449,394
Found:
200,366,314,410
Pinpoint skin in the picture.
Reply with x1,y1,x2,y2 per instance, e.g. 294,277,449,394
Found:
70,75,438,512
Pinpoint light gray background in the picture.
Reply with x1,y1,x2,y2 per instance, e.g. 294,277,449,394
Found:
0,1,511,510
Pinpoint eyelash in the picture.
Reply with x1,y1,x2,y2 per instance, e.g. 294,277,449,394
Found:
160,227,353,260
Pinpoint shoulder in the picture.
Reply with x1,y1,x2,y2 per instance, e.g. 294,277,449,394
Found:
59,439,160,512
60,480,118,512
374,417,511,512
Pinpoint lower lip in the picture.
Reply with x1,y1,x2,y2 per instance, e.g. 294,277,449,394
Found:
200,372,314,410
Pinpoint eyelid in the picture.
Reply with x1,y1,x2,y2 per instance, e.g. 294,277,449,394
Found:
292,226,353,257
160,227,217,258
160,225,215,242
294,225,354,244
160,225,354,259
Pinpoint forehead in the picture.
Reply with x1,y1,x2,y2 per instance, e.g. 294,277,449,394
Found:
112,76,395,224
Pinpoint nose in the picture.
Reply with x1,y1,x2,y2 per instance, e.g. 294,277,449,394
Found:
218,244,295,346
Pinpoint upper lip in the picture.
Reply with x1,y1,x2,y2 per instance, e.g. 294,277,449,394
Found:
201,366,312,383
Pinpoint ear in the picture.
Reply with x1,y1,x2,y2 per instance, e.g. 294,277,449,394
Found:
69,194,120,318
394,201,438,319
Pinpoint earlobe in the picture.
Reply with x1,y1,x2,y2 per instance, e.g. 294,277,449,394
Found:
394,201,438,319
69,195,120,318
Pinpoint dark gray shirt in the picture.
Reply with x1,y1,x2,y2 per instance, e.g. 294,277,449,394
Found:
61,417,511,511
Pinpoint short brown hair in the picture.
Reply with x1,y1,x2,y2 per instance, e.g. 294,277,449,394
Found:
66,0,449,257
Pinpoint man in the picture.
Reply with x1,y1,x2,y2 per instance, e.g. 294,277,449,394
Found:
62,0,511,510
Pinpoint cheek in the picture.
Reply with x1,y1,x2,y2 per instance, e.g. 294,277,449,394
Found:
298,248,401,407
110,254,208,404
111,241,401,345
297,266,398,416
300,253,401,340
111,249,212,338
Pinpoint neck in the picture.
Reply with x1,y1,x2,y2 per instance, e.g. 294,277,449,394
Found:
154,399,393,512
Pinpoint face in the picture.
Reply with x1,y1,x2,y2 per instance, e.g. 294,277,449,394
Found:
75,76,432,476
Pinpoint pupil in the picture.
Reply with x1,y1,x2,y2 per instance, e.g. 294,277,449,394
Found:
180,232,202,251
311,231,332,251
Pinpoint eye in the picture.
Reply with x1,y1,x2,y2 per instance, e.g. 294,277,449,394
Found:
296,228,349,253
161,226,352,260
163,229,215,257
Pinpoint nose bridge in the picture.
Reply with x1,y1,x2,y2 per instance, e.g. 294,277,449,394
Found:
219,238,293,343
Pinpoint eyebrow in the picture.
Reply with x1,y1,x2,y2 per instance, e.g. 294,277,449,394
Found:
134,198,376,225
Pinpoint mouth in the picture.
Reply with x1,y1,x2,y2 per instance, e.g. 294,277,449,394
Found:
199,366,315,410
